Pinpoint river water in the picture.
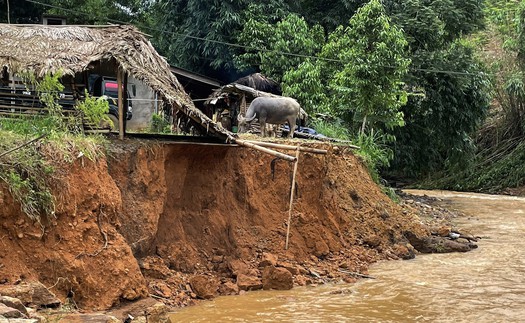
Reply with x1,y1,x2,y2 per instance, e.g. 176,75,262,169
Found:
170,190,525,322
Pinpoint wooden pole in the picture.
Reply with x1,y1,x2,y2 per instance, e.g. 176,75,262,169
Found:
234,138,296,162
117,67,124,140
285,147,300,250
6,0,10,24
245,140,328,154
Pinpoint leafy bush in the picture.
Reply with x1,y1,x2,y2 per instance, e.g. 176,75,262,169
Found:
149,113,172,133
310,118,351,141
355,130,394,183
75,90,112,127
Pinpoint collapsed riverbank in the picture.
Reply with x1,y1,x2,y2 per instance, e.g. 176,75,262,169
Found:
0,139,475,321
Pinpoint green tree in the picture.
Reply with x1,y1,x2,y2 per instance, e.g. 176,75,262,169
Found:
391,40,490,176
43,0,147,25
0,0,45,23
149,0,249,81
288,0,367,33
235,13,325,82
380,0,488,177
322,0,410,133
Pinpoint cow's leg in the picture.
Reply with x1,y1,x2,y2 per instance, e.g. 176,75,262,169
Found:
260,120,267,137
287,118,297,138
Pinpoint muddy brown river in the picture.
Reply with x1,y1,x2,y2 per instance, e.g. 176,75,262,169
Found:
170,190,525,322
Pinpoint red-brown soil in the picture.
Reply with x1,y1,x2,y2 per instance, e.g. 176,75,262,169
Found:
0,139,428,312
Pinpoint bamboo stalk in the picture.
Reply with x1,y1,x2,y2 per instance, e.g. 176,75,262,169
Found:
244,140,328,154
285,147,300,250
234,138,297,162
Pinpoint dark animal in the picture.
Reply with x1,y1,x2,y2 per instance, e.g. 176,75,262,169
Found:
234,73,282,95
237,97,300,138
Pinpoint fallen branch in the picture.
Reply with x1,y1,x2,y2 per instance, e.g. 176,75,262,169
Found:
0,133,47,159
338,268,375,279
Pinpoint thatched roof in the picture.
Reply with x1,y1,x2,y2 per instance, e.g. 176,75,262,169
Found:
0,23,232,140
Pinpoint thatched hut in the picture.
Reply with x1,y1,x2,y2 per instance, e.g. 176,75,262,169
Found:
0,23,231,141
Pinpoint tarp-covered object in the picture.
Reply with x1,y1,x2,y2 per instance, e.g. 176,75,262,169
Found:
0,23,232,140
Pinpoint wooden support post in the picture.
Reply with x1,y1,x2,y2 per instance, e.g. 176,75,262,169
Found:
117,68,124,140
285,147,300,250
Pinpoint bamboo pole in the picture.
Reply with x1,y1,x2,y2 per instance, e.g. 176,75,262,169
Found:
234,138,297,162
244,140,328,154
285,147,300,250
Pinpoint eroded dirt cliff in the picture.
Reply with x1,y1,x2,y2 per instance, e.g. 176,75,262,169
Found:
0,139,428,311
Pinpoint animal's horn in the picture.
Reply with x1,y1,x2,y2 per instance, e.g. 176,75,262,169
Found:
237,114,244,122
245,114,256,122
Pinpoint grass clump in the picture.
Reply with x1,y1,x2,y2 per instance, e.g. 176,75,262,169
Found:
0,70,110,222
0,117,106,223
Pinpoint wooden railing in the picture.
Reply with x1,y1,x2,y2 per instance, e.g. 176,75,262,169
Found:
0,86,109,133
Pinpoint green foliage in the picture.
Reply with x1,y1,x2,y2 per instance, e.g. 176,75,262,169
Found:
37,71,65,118
484,0,523,52
44,0,148,25
427,0,525,192
75,91,112,127
378,0,490,178
324,0,410,133
149,113,172,134
0,131,54,221
282,60,328,115
310,118,351,140
16,70,70,133
391,39,491,176
235,13,325,82
288,0,367,32
420,140,525,193
150,0,248,80
0,122,106,222
355,130,394,182
0,70,107,222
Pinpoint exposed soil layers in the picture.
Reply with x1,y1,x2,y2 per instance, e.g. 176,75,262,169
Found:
0,141,428,311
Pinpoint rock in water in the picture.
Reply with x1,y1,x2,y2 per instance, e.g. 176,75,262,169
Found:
262,266,293,290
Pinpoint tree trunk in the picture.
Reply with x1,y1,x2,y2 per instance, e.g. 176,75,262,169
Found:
360,114,367,134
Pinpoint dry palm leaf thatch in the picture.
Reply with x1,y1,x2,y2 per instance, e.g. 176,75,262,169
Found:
0,23,232,140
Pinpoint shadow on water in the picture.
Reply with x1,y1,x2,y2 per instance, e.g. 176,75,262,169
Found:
170,190,525,322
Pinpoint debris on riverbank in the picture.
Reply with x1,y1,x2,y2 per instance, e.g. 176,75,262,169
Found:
397,190,480,252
